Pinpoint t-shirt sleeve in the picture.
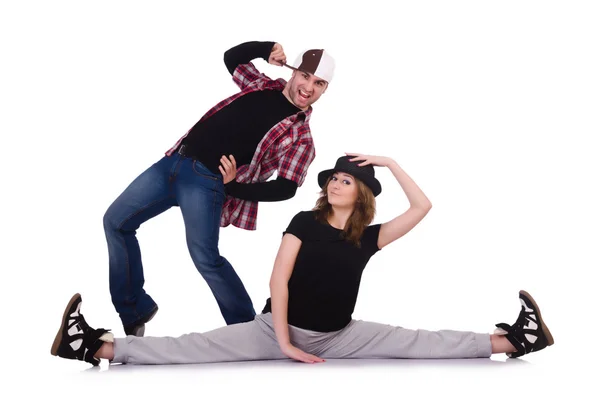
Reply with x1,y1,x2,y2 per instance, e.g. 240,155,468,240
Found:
282,211,312,241
361,224,382,257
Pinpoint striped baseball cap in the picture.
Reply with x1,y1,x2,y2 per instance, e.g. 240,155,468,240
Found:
289,49,335,83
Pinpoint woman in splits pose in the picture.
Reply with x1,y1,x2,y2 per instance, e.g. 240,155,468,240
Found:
50,153,554,366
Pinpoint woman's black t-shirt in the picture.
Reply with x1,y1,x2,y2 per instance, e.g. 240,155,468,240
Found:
262,210,382,332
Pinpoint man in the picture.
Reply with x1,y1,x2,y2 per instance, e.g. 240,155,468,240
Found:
103,40,335,337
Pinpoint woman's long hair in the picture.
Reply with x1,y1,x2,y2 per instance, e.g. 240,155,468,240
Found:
313,175,376,247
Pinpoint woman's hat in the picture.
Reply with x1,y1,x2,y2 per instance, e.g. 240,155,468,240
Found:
318,155,382,197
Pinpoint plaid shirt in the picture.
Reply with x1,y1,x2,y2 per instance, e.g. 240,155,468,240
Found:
165,62,316,230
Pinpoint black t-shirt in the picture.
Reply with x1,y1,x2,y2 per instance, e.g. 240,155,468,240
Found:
181,89,300,175
175,40,302,202
262,210,382,332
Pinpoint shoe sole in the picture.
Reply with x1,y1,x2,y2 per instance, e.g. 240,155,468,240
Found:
127,306,158,337
520,290,554,346
50,293,81,356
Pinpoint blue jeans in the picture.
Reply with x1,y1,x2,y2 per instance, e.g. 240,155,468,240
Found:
103,153,256,328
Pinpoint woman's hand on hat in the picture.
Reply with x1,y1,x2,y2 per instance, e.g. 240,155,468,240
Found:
219,154,237,184
345,152,393,168
269,43,287,66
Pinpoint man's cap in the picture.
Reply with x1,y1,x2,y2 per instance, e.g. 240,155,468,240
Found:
288,49,335,83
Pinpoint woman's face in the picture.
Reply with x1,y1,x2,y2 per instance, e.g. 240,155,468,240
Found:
327,172,359,208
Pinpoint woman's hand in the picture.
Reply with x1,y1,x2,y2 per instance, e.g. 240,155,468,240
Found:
280,343,325,364
218,155,237,184
345,152,394,168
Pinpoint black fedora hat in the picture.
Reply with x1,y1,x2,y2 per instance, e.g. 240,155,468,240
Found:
318,155,382,197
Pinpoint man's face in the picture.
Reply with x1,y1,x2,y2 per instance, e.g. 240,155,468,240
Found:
284,70,328,110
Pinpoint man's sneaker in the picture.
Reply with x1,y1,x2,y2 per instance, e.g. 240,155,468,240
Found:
124,306,158,337
50,293,113,366
494,290,554,358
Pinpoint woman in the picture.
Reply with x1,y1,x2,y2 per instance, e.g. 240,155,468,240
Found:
50,153,554,366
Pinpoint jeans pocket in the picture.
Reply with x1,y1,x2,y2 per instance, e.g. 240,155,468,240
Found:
192,160,219,181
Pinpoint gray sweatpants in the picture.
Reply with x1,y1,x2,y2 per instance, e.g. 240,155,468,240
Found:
112,313,492,365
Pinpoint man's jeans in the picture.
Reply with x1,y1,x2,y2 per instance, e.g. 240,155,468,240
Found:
103,152,256,329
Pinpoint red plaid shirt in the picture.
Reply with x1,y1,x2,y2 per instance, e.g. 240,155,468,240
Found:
165,62,316,230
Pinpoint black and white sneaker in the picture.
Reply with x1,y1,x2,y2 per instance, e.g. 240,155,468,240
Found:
50,293,113,366
494,290,554,358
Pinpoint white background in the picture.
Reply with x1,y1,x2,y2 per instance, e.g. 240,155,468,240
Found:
1,0,599,396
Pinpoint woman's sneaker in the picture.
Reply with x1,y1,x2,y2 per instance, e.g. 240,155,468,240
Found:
50,293,113,366
494,290,554,358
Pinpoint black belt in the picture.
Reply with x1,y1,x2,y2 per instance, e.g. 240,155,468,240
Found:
176,144,219,176
177,143,194,158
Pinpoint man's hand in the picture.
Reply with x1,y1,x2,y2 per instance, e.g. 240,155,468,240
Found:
269,43,287,66
219,155,237,184
280,343,325,364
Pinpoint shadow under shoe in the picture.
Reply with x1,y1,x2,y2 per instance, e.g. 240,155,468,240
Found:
494,290,554,358
50,293,113,366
